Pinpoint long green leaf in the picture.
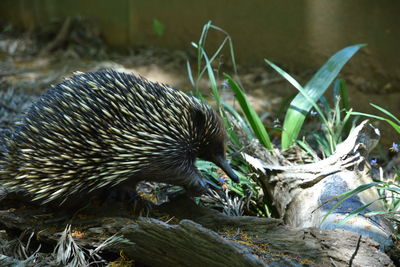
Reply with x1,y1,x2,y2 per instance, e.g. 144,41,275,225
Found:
321,182,381,224
350,111,400,134
197,21,212,74
265,59,331,148
336,79,352,136
267,44,365,149
191,43,221,107
370,103,400,124
186,60,195,88
338,199,381,225
224,73,272,149
338,79,349,111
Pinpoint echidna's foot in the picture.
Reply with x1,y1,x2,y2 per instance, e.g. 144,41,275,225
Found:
106,188,137,202
129,195,156,217
101,182,141,203
185,177,209,197
102,187,155,216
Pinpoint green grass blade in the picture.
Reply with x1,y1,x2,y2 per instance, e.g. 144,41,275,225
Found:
197,37,229,81
365,210,389,216
350,111,400,134
267,44,365,149
186,60,195,88
223,101,254,141
312,132,330,157
296,140,319,161
224,73,272,149
321,182,381,224
334,108,353,141
264,59,303,89
339,199,380,225
338,79,349,111
201,51,220,107
337,79,352,136
370,103,400,124
191,43,220,107
197,21,212,73
332,81,342,126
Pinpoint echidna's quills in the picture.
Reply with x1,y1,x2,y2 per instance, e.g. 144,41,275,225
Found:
1,70,237,205
212,156,239,183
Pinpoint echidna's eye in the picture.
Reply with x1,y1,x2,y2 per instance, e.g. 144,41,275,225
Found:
207,141,225,160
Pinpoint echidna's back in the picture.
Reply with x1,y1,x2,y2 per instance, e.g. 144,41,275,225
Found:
1,71,223,204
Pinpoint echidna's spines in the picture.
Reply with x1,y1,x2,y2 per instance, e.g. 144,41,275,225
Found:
1,70,235,204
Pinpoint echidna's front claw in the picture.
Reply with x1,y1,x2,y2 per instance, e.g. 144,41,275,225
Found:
185,177,208,197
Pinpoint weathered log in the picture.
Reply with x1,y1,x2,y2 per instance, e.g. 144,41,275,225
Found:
242,120,394,248
121,218,265,267
0,195,395,266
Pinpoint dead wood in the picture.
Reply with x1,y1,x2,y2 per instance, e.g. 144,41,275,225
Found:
242,120,394,249
0,193,395,266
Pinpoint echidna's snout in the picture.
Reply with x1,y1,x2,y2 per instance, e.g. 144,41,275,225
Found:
212,156,239,183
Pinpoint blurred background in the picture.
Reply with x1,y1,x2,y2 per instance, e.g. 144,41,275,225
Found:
0,0,399,145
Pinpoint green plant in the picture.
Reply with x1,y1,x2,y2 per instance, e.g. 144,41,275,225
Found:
317,104,400,227
188,21,271,216
351,103,400,134
188,22,368,216
264,44,365,150
152,18,165,36
187,21,243,148
221,44,365,153
224,74,272,149
333,104,400,228
320,179,400,232
297,79,356,158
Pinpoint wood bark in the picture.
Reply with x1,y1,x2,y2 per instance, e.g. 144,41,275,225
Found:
242,120,394,248
0,194,395,266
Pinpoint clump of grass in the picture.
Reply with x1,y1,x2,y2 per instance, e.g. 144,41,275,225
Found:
264,45,364,151
222,43,365,153
188,21,367,217
187,21,271,216
297,78,357,158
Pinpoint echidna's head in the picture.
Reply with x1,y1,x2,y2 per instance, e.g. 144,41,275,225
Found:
198,133,239,183
193,106,239,183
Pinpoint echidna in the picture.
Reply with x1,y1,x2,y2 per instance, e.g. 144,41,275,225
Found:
0,70,238,205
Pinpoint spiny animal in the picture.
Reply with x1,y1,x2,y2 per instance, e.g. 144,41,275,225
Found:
0,70,238,205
